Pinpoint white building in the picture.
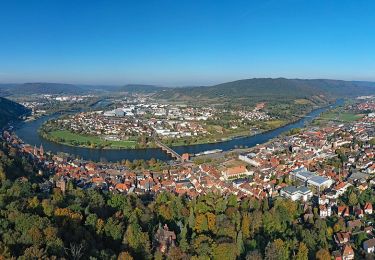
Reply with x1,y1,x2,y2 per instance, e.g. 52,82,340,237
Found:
238,153,261,167
290,167,333,192
280,186,313,202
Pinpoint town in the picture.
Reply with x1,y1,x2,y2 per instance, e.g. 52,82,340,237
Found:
1,98,374,258
39,98,276,149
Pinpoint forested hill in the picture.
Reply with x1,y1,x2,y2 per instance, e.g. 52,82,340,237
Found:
154,78,375,103
0,97,30,127
0,83,87,96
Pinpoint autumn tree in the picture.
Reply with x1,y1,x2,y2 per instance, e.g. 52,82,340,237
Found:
294,242,308,260
241,212,251,239
246,250,262,260
195,214,208,233
212,243,237,260
118,251,133,260
265,239,289,260
315,248,330,260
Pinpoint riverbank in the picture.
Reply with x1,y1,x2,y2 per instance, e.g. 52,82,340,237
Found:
14,99,344,162
38,117,291,150
37,111,307,150
39,129,139,149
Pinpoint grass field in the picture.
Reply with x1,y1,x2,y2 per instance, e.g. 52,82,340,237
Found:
317,111,363,122
48,130,137,149
294,99,312,105
264,120,287,128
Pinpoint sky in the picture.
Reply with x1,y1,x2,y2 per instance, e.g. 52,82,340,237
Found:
0,0,375,86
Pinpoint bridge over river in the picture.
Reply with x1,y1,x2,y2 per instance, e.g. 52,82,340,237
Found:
154,140,182,161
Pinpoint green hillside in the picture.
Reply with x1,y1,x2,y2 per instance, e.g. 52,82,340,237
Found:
0,97,30,127
154,78,375,104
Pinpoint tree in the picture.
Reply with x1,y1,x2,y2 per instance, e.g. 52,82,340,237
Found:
250,210,262,237
241,212,251,239
179,225,189,252
123,219,151,259
246,250,262,260
0,241,11,259
355,232,368,248
118,251,133,260
263,211,283,237
315,249,330,260
192,235,214,258
194,214,208,233
104,217,124,241
212,243,237,260
167,247,186,260
236,231,244,255
265,239,289,260
348,192,358,206
0,165,6,183
65,242,85,260
42,199,54,217
21,246,47,260
188,206,195,228
206,212,216,232
294,242,308,260
84,213,98,232
262,198,269,212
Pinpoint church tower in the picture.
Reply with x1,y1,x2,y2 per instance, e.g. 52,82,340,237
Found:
39,144,44,157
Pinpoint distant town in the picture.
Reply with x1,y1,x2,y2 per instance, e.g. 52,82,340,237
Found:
31,94,277,149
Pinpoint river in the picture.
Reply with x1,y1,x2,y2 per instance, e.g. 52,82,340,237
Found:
14,99,343,162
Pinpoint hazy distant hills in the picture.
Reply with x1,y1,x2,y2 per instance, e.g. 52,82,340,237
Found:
0,79,374,102
0,83,88,96
154,78,375,103
0,83,165,96
0,97,30,127
117,84,167,93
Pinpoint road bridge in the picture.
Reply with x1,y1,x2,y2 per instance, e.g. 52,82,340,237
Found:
154,140,182,161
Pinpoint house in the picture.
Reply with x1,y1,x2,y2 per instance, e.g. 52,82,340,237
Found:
332,250,342,260
338,206,350,217
354,207,364,218
333,182,352,197
154,224,176,253
222,165,252,180
346,219,362,232
319,205,332,218
238,153,261,167
364,202,373,214
364,226,373,234
342,244,354,260
334,232,350,245
319,195,329,205
363,238,375,254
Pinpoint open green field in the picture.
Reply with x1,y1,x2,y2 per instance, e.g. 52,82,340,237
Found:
317,111,363,122
47,130,137,149
294,98,313,105
264,119,287,128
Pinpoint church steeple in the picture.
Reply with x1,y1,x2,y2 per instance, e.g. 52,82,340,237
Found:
39,144,44,157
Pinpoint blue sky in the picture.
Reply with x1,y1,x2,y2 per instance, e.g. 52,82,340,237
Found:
0,0,374,85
